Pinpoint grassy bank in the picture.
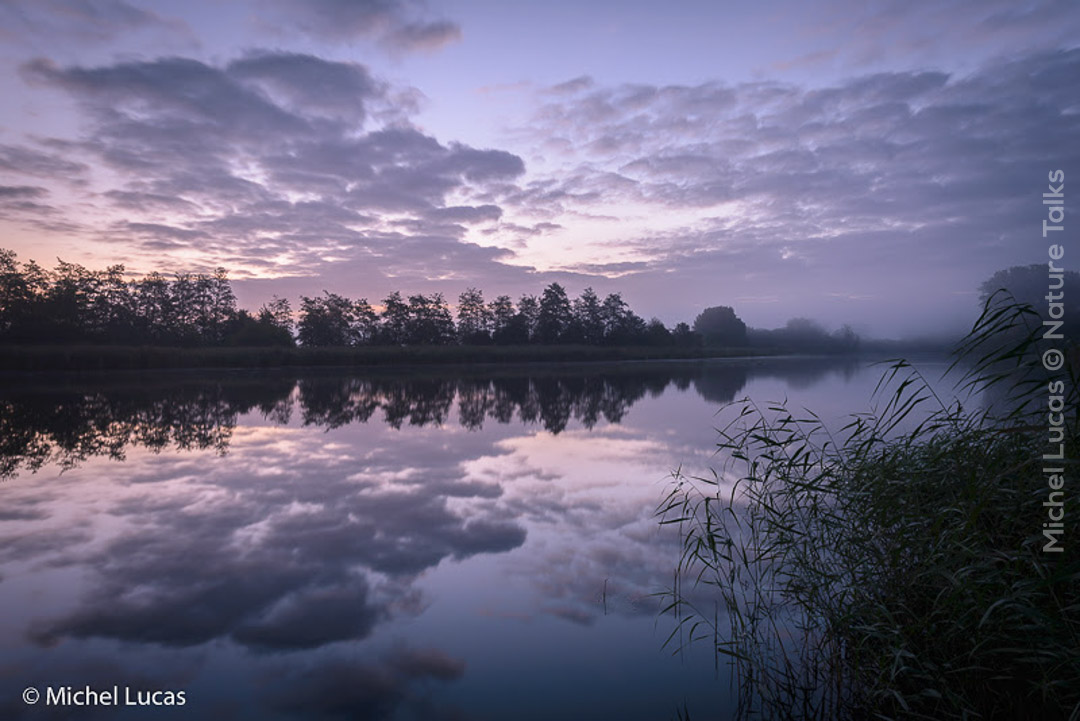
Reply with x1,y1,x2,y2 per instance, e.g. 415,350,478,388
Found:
659,298,1079,720
0,343,794,371
0,343,781,373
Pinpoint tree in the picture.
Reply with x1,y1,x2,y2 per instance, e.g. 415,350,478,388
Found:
457,287,492,344
489,295,517,344
239,295,296,347
573,287,605,344
0,249,32,339
169,273,199,343
298,291,356,347
406,293,455,345
979,264,1080,337
979,264,1080,308
97,264,136,342
352,298,379,345
832,324,860,353
693,306,747,347
537,283,573,344
47,259,99,341
206,268,237,344
595,292,648,344
258,296,294,336
672,322,702,348
977,264,1080,352
379,291,410,345
133,272,175,343
645,318,672,346
517,294,540,343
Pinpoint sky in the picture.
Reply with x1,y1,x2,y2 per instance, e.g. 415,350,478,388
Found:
0,0,1077,338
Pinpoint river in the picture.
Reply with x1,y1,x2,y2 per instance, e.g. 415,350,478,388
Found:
0,356,960,720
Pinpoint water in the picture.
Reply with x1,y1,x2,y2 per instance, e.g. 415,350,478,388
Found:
0,356,958,720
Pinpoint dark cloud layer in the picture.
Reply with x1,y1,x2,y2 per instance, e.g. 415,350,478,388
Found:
0,0,186,45
0,143,88,178
13,50,527,293
517,48,1080,332
262,0,461,51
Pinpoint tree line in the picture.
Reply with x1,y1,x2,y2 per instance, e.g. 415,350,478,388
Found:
296,284,704,348
0,249,872,352
0,249,292,346
0,250,706,349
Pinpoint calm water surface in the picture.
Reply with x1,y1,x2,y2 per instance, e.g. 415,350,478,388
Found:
0,357,957,720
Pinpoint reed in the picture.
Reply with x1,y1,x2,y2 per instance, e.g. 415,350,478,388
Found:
658,294,1079,720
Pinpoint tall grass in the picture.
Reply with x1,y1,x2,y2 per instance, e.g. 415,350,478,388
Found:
658,294,1079,720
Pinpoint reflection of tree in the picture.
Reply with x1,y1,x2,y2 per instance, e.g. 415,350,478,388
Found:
0,378,294,479
744,356,862,391
1,359,870,479
297,371,696,435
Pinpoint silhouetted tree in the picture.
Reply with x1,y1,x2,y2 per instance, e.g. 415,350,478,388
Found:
258,296,294,336
298,292,355,347
537,283,573,343
601,292,649,344
379,291,410,345
672,322,702,348
0,249,29,337
206,268,237,344
833,324,860,353
693,305,747,346
353,298,379,345
406,293,455,345
489,295,517,344
133,272,175,344
746,317,860,354
517,294,540,343
979,264,1080,308
457,287,492,344
645,318,672,346
573,287,605,344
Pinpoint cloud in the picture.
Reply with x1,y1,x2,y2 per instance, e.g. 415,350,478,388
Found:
0,185,47,199
0,0,189,45
516,48,1080,332
28,417,528,650
260,0,461,51
0,142,88,178
767,0,1080,77
263,650,466,720
14,51,528,289
425,204,503,224
227,51,383,123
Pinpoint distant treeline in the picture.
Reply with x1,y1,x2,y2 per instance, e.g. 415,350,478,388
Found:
0,249,702,349
295,284,702,348
0,249,862,354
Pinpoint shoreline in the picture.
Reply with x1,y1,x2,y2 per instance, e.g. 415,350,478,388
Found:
0,343,797,374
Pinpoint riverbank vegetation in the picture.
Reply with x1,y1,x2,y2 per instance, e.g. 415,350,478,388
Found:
0,248,705,350
0,250,866,370
659,295,1079,720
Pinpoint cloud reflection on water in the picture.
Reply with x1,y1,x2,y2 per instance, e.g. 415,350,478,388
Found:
0,358,877,719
